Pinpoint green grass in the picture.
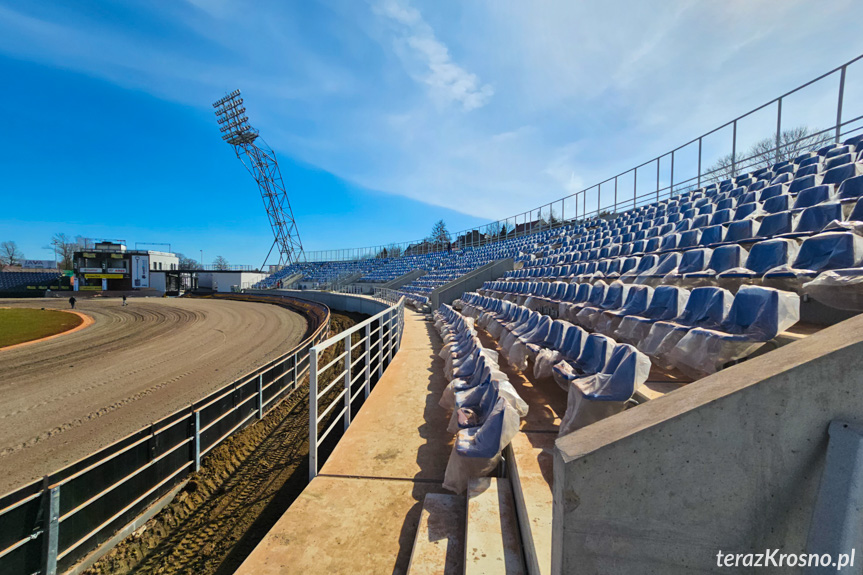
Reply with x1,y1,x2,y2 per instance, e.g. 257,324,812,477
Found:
0,308,83,348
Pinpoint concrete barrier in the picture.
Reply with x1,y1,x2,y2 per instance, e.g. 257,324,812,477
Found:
552,313,863,574
430,258,513,309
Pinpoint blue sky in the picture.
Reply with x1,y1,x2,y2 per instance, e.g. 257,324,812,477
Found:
0,0,861,266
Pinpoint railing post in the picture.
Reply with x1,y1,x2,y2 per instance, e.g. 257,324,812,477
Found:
41,484,60,575
731,119,738,177
775,97,783,164
364,323,371,397
193,410,201,472
614,177,618,214
656,158,660,202
344,332,352,430
257,374,264,419
836,65,846,143
633,167,637,209
377,319,384,379
697,137,703,188
309,348,319,481
670,150,675,197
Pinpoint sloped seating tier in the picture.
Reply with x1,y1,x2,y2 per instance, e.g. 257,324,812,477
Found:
459,295,652,436
433,305,528,494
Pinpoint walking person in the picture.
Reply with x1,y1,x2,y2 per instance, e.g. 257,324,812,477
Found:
69,296,76,310
122,295,127,306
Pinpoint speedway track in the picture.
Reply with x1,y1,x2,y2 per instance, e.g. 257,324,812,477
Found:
0,296,307,493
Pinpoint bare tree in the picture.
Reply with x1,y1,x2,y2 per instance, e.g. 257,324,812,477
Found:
0,241,23,267
50,233,82,270
175,253,199,269
428,220,451,250
704,126,831,182
212,255,230,270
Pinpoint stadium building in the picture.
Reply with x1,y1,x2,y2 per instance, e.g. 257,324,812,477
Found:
72,241,178,291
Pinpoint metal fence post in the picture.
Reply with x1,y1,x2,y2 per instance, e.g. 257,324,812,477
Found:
193,410,201,472
697,137,703,188
731,119,738,177
344,332,352,430
633,167,637,209
670,150,675,197
364,323,371,397
377,319,383,379
41,485,60,575
836,65,847,143
257,374,264,419
309,348,319,481
775,97,783,164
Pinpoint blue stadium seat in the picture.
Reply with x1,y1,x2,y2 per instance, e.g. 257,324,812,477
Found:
792,185,835,209
557,343,652,435
667,286,800,376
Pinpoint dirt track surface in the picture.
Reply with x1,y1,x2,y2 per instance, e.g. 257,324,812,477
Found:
0,297,307,493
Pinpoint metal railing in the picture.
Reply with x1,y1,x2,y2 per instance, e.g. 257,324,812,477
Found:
0,295,329,575
301,53,863,261
308,297,405,480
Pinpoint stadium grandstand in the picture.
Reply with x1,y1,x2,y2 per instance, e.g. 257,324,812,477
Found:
4,7,863,572
234,56,863,574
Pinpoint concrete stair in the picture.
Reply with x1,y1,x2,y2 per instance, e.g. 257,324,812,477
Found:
407,493,465,575
465,477,526,574
506,433,555,575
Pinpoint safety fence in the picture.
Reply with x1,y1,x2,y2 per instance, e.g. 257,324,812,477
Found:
302,53,863,261
0,294,329,575
309,297,405,480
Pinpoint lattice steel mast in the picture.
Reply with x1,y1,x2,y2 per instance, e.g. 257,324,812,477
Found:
213,90,304,267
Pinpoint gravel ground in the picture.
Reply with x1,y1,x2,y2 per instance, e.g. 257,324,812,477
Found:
0,296,307,493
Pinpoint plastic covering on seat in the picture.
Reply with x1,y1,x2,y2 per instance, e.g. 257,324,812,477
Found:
614,285,689,345
529,319,573,378
505,314,552,371
638,286,733,367
558,344,652,436
765,232,863,279
725,219,759,243
793,185,835,209
443,396,520,494
837,174,863,200
762,194,792,214
552,333,615,390
822,162,863,187
719,238,799,279
594,285,654,336
803,268,863,312
788,202,843,235
734,202,759,220
667,286,800,377
788,174,823,195
757,211,797,237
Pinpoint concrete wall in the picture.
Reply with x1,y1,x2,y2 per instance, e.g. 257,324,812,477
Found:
383,268,427,291
430,258,513,309
251,289,391,316
199,272,267,292
552,313,863,574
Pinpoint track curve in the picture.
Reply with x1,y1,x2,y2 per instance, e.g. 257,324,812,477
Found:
0,297,308,493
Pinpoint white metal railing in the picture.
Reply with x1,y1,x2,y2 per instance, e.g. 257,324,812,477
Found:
308,297,405,480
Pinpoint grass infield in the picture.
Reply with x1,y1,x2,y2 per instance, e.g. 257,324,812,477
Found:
0,308,84,348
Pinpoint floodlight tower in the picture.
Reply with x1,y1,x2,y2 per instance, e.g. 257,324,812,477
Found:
213,90,304,267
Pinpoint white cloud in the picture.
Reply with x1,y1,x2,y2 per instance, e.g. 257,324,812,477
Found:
0,0,861,230
372,0,493,111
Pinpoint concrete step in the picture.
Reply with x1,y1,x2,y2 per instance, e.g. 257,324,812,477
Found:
465,477,526,575
407,493,466,575
506,432,555,575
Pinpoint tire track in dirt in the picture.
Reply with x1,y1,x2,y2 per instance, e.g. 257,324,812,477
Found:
0,297,308,493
